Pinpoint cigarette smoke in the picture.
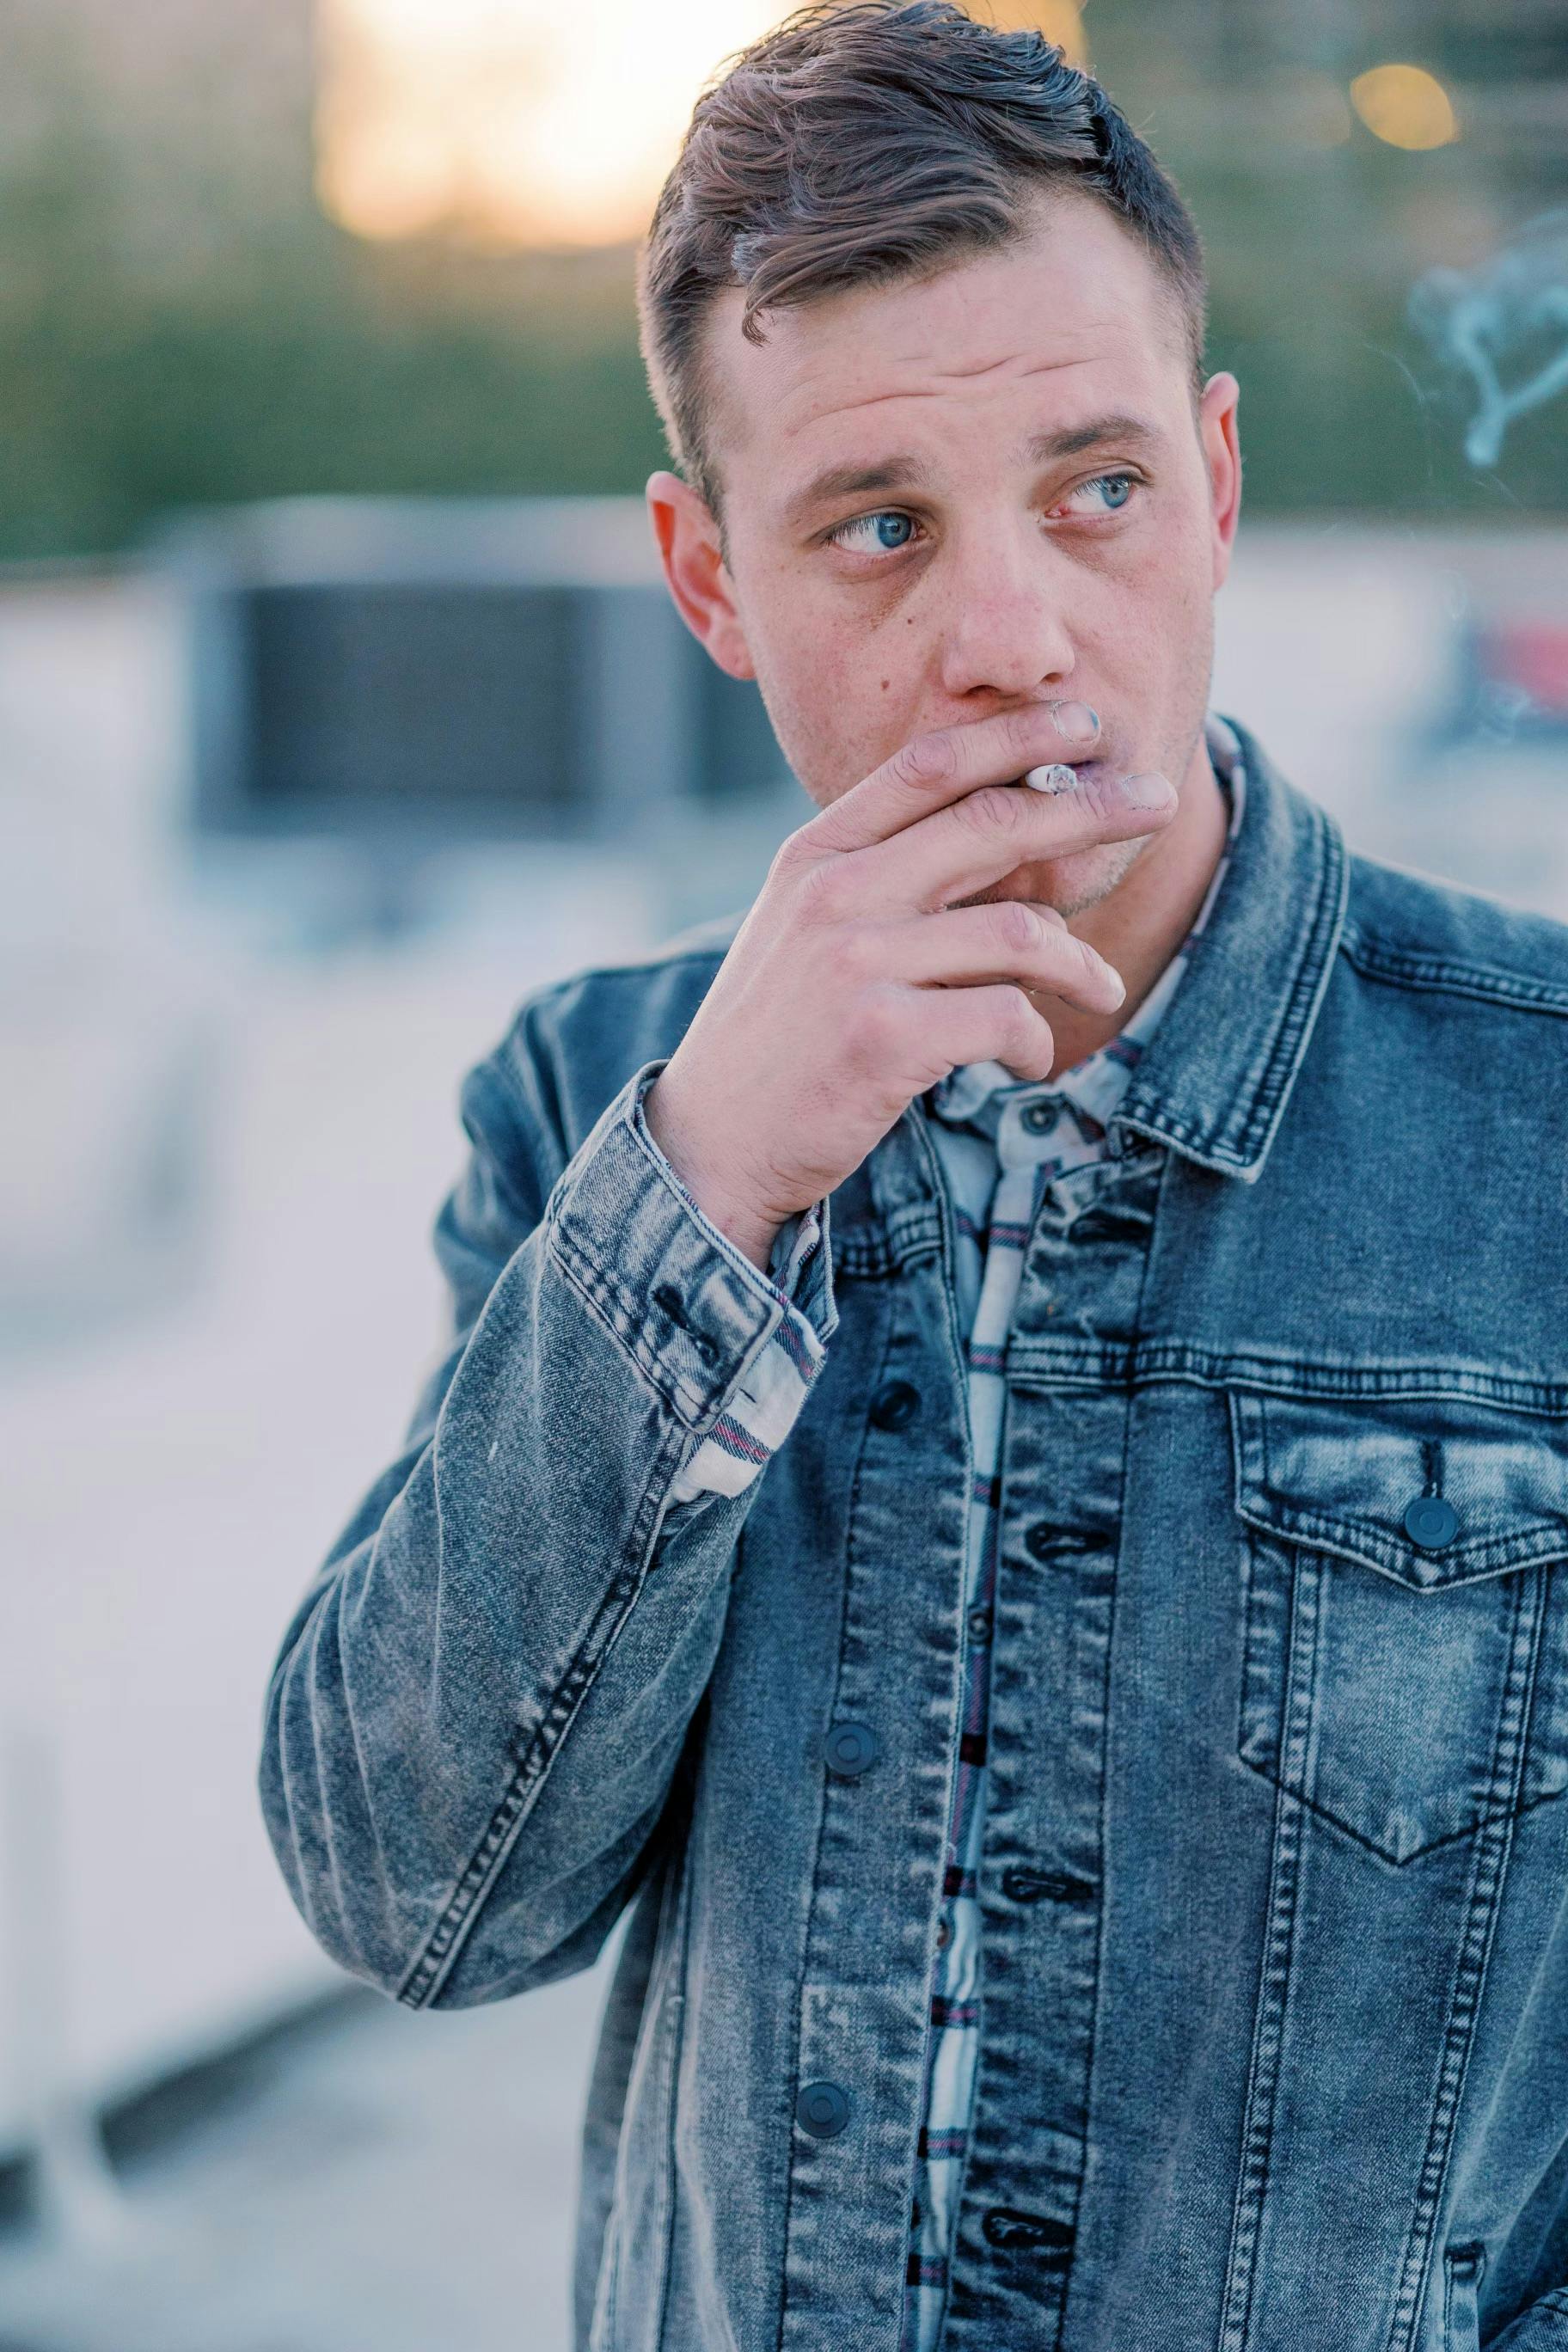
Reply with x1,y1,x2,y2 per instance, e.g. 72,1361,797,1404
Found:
1408,209,1568,468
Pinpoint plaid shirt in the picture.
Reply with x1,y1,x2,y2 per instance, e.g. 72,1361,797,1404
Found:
645,715,1247,2343
900,715,1246,2347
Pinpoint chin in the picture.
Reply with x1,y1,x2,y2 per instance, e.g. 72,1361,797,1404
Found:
1000,842,1130,921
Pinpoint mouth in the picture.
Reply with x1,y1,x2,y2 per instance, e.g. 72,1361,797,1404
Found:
1020,754,1112,795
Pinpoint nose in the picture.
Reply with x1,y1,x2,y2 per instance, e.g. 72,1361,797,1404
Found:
934,522,1080,704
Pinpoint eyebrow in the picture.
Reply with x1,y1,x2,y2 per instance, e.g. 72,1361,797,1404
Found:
783,412,1163,530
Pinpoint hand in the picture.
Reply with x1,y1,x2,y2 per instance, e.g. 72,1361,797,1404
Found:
643,703,1178,1269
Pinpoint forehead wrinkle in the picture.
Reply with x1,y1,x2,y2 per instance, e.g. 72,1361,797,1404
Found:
793,350,1087,431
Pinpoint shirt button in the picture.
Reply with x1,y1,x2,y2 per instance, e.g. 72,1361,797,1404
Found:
967,1605,992,1643
1002,1865,1094,1906
982,2206,1074,2261
795,2080,851,2138
1405,1495,1459,1550
1020,1100,1057,1133
869,1379,922,1431
822,1720,879,1777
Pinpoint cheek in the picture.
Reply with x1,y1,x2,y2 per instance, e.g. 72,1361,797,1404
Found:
758,593,923,777
1089,534,1210,677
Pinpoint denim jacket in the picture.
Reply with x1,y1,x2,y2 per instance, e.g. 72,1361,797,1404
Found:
260,715,1568,2352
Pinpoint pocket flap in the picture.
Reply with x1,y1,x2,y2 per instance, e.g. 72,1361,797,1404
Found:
1228,1389,1568,1592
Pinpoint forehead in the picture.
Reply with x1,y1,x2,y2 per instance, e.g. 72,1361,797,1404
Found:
701,192,1186,504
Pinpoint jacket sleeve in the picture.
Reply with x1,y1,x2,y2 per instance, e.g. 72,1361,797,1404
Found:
664,1189,830,1504
258,996,837,2009
1492,2290,1568,2347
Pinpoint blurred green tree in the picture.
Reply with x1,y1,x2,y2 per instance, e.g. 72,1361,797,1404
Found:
0,0,1562,562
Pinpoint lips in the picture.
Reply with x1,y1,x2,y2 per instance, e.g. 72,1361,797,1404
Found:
1022,756,1111,793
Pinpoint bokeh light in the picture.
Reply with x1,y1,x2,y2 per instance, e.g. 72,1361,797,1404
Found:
1350,63,1460,153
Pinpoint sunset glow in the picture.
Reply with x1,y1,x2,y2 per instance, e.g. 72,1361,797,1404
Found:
320,0,797,248
315,0,1093,249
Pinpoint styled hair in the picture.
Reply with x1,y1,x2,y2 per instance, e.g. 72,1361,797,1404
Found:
636,0,1210,547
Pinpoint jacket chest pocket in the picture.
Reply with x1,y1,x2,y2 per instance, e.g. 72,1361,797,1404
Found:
1227,1389,1568,1865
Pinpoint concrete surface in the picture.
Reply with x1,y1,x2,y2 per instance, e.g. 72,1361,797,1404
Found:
0,1951,616,2352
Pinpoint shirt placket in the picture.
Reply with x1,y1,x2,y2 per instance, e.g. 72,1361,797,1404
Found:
903,1103,1087,2352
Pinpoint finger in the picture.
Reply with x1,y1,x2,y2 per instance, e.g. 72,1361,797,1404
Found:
911,980,1057,1087
799,698,1103,858
854,765,1178,915
868,897,1125,1014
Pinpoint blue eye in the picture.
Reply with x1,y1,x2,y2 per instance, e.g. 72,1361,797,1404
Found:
1083,473,1136,511
830,510,918,554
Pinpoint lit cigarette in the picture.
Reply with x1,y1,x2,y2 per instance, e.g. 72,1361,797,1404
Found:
1021,764,1081,793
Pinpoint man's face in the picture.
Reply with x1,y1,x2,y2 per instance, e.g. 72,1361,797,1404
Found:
650,188,1242,921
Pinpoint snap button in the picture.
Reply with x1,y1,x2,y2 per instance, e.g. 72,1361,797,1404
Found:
650,1282,720,1365
795,2080,851,2138
1405,1495,1459,1550
1020,1099,1058,1133
967,1605,992,1643
822,1720,879,1777
869,1379,922,1431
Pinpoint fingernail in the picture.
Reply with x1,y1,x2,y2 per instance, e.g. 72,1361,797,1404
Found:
1022,763,1080,793
1116,771,1178,807
1050,700,1100,743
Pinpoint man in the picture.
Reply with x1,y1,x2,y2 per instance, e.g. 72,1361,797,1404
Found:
260,5,1568,2348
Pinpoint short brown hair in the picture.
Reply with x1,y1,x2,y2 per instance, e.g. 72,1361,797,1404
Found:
636,0,1209,548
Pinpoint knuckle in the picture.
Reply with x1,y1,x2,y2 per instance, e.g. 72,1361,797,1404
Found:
823,923,869,989
1005,705,1050,766
1003,986,1039,1051
891,729,958,792
1006,978,1044,1044
989,896,1043,955
795,854,853,925
1075,769,1123,824
769,829,809,882
843,985,901,1070
958,782,1025,838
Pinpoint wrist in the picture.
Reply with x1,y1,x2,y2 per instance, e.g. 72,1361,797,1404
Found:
643,1075,786,1275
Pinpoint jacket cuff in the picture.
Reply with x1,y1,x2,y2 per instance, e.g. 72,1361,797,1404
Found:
664,1189,831,1503
544,1057,837,1441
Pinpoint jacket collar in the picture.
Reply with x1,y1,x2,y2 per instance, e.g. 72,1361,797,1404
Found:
842,714,1350,1270
1109,711,1348,1185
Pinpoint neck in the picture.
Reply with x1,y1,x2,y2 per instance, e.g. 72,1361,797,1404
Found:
1033,729,1231,1081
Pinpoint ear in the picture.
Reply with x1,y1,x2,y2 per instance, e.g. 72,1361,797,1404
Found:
645,471,756,681
1198,372,1243,593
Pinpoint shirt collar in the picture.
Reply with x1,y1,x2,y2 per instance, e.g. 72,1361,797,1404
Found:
926,711,1249,1145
